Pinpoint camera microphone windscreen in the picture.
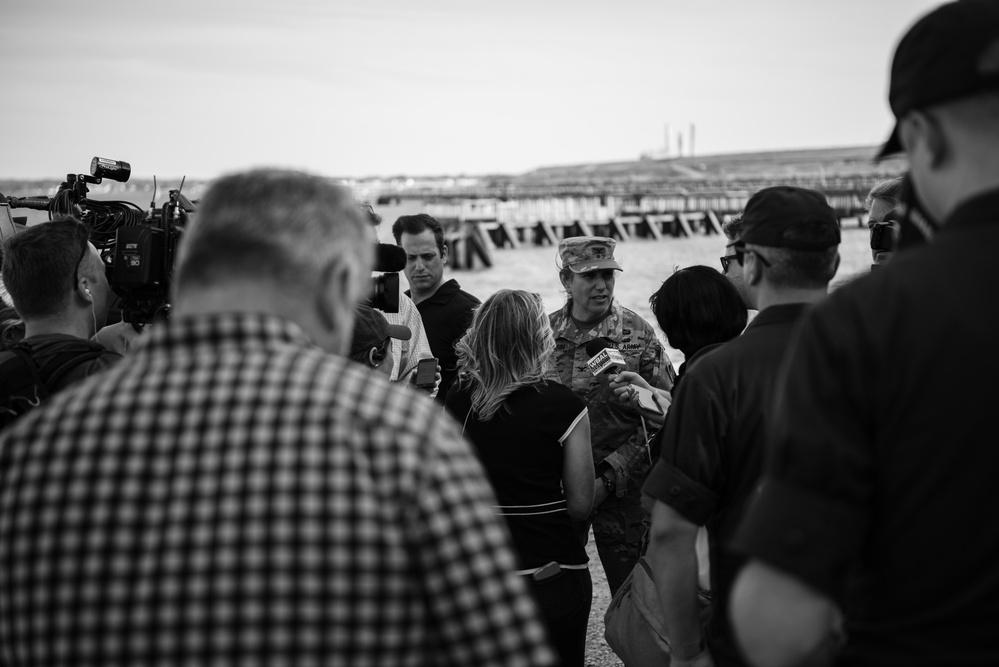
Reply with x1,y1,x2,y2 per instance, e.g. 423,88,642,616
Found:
374,243,407,273
584,338,626,376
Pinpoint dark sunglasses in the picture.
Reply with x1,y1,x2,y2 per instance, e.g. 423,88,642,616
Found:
719,254,740,272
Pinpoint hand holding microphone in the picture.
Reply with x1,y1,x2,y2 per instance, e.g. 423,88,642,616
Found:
585,339,661,410
609,370,647,399
611,371,670,421
584,338,627,376
585,338,669,408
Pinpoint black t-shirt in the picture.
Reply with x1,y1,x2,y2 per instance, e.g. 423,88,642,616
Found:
733,189,999,666
408,279,480,404
446,380,588,570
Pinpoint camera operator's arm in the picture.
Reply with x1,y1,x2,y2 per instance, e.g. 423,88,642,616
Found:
94,320,146,356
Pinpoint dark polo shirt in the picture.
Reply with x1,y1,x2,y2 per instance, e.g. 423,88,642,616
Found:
644,303,811,667
733,188,999,666
407,278,480,403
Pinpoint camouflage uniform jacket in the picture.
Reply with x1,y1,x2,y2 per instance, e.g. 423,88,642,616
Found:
549,299,676,496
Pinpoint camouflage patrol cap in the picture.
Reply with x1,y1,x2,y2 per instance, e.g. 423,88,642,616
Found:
558,236,623,273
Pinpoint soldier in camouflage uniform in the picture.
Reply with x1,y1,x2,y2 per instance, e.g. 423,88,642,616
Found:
548,236,676,595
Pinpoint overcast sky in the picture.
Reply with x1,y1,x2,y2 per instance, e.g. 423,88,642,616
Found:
2,0,938,180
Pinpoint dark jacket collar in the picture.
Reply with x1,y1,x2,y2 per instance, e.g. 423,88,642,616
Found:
406,278,461,306
744,303,811,333
941,187,999,234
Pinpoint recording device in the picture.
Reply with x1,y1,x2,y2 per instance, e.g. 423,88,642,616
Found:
585,338,627,376
870,221,896,253
368,243,405,313
5,157,192,325
632,385,667,416
585,338,665,414
415,357,438,388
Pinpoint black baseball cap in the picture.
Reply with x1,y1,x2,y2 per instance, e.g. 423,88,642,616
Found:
739,186,841,251
877,0,999,159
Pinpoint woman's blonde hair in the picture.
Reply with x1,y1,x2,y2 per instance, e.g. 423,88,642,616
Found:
454,289,555,420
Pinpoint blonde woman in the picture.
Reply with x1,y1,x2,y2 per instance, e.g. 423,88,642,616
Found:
446,289,594,667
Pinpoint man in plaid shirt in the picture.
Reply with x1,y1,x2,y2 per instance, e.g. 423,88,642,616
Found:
0,169,555,667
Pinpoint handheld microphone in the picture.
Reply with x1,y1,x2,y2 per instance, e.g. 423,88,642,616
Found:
374,243,407,273
584,338,626,376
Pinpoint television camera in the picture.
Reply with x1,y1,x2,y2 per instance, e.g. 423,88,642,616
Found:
4,159,401,324
3,157,194,326
357,202,402,314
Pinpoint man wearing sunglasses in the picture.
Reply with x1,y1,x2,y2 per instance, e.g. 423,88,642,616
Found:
865,175,904,267
643,186,840,667
719,214,753,309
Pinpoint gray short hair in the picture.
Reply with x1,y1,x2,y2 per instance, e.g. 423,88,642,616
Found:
174,169,372,299
865,176,904,210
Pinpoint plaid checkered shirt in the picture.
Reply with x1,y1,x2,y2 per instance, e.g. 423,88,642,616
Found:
0,312,555,667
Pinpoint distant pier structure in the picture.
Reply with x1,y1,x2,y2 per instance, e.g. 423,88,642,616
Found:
377,176,886,270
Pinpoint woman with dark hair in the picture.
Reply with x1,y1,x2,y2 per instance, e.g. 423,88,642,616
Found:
445,289,594,667
650,265,747,380
612,265,748,419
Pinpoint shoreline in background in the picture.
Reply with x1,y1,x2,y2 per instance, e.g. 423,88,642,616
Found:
374,201,872,369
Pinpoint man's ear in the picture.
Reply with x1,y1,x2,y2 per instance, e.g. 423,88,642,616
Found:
314,258,360,355
440,243,448,265
77,277,94,304
743,253,764,287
